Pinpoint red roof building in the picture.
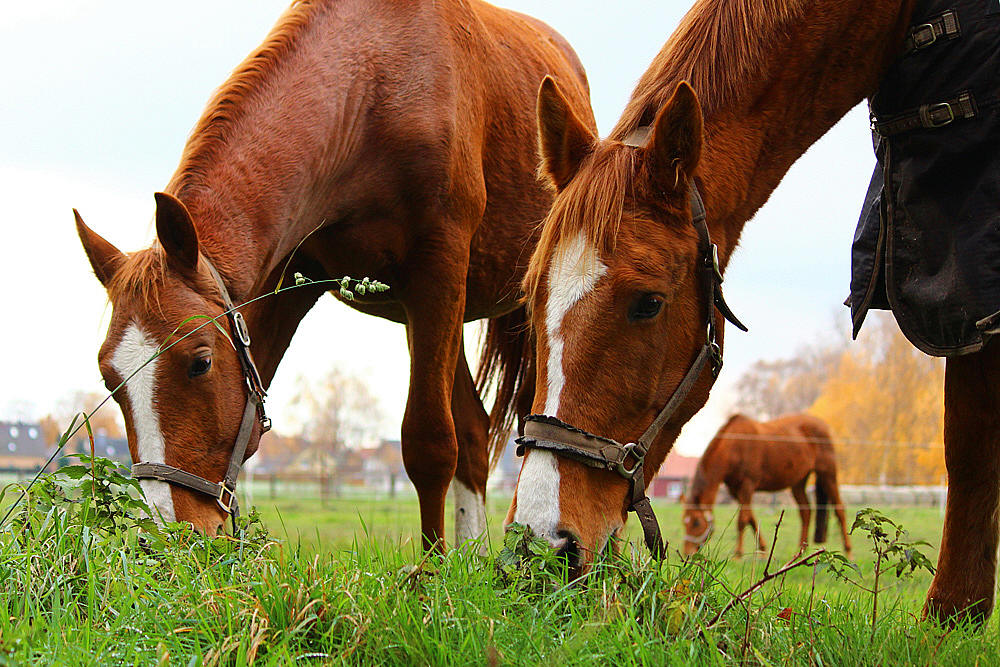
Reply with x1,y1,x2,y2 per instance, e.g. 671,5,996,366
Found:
649,450,700,499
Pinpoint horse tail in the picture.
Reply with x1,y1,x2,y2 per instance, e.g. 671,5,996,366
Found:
803,416,835,544
475,306,534,468
814,473,830,543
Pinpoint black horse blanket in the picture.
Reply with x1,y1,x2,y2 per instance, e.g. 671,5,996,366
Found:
850,0,1000,356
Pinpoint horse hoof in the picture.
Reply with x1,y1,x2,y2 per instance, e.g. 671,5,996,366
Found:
924,590,993,627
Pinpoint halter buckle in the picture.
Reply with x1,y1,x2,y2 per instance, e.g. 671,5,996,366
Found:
615,442,644,478
911,22,937,50
710,244,723,283
232,311,252,347
217,484,237,514
709,339,723,377
925,102,954,128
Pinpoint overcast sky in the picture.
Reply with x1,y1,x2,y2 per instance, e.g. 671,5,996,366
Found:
0,1,876,456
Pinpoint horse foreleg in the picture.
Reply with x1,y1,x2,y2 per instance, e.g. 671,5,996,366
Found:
735,508,747,557
819,471,851,558
399,243,469,552
750,510,767,553
451,340,490,550
790,481,811,556
925,342,1000,625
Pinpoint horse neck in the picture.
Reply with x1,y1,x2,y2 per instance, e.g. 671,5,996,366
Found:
162,8,371,384
689,462,722,508
623,0,915,263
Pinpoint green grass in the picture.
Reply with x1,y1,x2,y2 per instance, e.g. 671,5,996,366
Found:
251,491,941,602
2,467,998,666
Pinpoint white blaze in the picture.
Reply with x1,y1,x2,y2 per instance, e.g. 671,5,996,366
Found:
514,232,607,541
452,478,487,552
111,323,176,523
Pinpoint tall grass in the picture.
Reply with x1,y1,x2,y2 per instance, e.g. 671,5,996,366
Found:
1,457,996,665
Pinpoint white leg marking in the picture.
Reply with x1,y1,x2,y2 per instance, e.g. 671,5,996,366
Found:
111,323,176,523
513,233,607,545
452,478,487,550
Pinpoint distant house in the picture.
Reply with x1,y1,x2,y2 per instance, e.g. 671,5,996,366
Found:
649,451,700,500
487,434,523,492
0,421,51,473
60,431,131,468
360,440,407,496
251,432,317,475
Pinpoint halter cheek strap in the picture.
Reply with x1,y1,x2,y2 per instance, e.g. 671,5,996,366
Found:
131,256,270,532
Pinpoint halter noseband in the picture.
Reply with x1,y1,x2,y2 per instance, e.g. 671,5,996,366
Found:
684,511,715,547
515,126,746,558
131,257,270,531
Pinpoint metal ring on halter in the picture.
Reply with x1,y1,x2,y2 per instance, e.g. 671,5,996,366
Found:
614,442,644,478
217,484,238,514
232,311,252,347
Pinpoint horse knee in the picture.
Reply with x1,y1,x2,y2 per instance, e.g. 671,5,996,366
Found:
401,418,458,491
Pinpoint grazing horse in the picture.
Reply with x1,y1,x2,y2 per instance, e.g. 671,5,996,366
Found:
509,0,998,624
681,414,851,557
75,0,594,548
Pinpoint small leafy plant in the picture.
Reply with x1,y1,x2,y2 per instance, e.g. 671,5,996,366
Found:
817,508,935,639
495,522,569,591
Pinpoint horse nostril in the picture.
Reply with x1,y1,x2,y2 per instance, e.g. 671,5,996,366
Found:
556,530,582,572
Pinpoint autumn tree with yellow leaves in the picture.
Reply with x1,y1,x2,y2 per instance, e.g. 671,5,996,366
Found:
734,313,945,485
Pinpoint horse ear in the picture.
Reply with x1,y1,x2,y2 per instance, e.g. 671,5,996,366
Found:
75,209,125,287
645,81,703,193
154,192,199,275
536,76,595,191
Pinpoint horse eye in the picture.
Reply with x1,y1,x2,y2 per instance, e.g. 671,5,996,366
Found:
628,293,664,321
189,355,212,378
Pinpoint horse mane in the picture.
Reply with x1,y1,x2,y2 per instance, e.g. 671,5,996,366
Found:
717,413,747,434
167,0,325,196
688,414,749,500
611,0,807,140
525,0,806,306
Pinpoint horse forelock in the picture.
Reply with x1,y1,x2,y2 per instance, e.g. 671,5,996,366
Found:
611,0,807,139
106,247,168,311
106,245,218,314
524,146,639,313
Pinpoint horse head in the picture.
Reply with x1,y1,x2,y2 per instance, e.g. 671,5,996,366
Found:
681,505,714,555
76,193,265,532
506,77,725,575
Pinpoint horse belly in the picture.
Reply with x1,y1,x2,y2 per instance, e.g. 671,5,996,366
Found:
758,447,813,490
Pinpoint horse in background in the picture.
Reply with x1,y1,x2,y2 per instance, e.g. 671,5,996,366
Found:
74,0,594,548
682,414,851,557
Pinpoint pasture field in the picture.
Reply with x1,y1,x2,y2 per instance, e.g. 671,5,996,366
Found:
2,467,999,666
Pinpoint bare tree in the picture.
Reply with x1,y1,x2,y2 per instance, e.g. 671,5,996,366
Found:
733,343,844,420
290,367,385,452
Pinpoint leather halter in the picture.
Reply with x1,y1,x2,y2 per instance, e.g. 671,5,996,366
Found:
516,126,746,558
131,257,270,531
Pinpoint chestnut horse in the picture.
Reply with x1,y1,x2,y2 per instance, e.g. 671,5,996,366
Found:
509,0,998,624
75,0,593,549
681,414,850,557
